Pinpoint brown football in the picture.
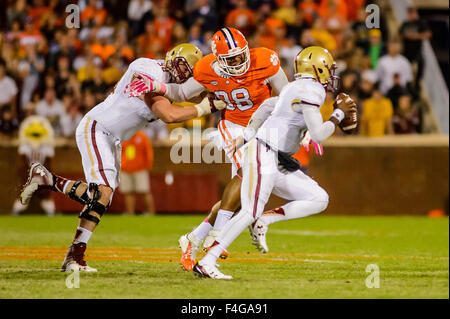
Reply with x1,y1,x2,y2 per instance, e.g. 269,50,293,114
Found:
335,93,357,134
339,110,358,134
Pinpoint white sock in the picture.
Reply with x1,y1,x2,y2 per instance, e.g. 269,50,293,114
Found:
213,209,233,230
191,219,212,242
260,200,328,226
201,211,254,266
73,226,93,244
201,243,223,265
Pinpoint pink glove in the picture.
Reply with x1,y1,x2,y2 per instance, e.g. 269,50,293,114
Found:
124,72,166,97
310,140,324,156
301,131,324,156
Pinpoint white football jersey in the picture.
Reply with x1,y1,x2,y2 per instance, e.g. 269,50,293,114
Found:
85,58,170,141
256,77,326,154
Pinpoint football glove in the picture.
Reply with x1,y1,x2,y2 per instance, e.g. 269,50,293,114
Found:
195,97,227,117
301,130,324,156
124,72,167,97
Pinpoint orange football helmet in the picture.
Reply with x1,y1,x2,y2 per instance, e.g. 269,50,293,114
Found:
211,27,250,76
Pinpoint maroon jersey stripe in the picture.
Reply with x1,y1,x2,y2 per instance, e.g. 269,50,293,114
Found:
91,120,110,187
252,141,262,218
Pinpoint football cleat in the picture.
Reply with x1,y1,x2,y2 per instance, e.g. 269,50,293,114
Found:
249,219,269,253
20,162,54,206
61,243,97,272
203,230,228,259
193,261,232,280
178,233,201,271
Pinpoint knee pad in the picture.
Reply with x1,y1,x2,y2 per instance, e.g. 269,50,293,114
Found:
68,181,90,205
79,183,110,224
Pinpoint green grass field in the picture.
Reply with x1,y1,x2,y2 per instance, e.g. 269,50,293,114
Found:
0,215,448,299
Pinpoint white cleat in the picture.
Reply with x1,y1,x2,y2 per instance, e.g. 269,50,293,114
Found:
249,219,269,253
20,162,54,205
193,261,232,280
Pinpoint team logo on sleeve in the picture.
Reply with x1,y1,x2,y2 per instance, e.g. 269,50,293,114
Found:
270,54,279,66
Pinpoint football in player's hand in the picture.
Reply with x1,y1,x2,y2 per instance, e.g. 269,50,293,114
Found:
339,110,357,134
334,93,358,134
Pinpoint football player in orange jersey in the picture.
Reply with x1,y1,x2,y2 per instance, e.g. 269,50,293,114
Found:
126,27,290,270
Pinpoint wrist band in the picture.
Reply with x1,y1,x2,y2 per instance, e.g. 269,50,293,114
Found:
331,109,345,123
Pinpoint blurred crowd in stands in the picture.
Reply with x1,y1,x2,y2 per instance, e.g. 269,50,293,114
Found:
0,0,433,140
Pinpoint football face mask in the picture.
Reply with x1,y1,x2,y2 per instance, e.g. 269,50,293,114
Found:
164,43,203,84
165,57,194,84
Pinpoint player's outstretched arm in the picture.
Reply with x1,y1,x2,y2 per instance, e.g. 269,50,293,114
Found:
148,94,225,123
164,77,206,102
125,73,205,103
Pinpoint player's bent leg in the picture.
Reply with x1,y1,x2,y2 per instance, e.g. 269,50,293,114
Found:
20,162,90,206
251,171,329,253
263,171,329,225
195,140,275,279
79,183,112,229
61,183,113,272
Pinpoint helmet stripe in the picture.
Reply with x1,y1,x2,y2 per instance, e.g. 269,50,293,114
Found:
225,27,238,48
219,29,232,49
220,28,236,49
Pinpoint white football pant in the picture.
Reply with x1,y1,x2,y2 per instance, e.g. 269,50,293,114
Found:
214,138,329,251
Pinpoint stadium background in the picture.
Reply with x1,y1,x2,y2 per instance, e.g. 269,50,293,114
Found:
0,0,448,217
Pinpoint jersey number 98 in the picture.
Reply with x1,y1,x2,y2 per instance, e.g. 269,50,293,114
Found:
215,88,254,111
